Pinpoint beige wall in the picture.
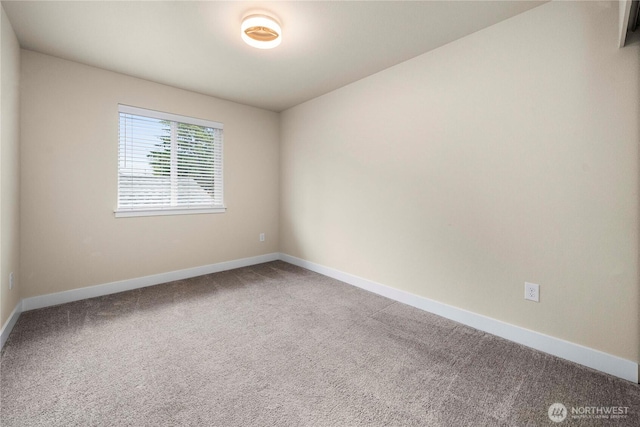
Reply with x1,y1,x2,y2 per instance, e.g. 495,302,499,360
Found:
280,1,640,362
20,50,279,298
8,1,640,366
1,5,21,328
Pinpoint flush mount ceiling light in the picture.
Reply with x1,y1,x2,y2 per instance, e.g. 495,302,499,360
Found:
241,14,282,49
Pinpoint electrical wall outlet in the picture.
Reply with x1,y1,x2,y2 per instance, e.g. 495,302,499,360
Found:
524,282,539,302
9,272,14,290
259,233,265,242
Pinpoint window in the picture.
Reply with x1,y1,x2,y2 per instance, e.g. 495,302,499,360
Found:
116,105,224,217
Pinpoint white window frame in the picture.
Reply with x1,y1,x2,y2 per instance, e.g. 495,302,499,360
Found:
115,105,225,218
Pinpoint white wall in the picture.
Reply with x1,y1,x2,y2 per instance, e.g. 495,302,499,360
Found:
280,1,640,362
19,51,279,298
1,5,21,328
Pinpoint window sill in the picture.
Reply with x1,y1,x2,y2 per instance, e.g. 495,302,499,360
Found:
115,207,226,218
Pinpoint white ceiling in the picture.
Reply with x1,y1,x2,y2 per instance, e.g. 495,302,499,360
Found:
2,1,545,112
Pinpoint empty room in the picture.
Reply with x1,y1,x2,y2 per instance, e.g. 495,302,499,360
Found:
1,0,639,425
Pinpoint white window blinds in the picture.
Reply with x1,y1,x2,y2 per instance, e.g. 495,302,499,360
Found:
116,105,224,217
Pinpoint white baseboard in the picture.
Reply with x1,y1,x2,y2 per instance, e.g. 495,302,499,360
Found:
279,253,639,383
7,251,638,383
22,253,280,312
1,300,23,350
3,253,278,351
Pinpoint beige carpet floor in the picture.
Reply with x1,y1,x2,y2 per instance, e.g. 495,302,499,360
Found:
1,261,639,426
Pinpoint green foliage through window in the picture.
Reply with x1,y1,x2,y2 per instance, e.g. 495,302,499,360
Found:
147,121,217,194
117,106,224,212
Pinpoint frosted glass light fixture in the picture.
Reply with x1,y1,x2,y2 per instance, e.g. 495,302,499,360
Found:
241,15,282,49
